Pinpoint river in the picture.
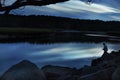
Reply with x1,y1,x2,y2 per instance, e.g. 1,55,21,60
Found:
0,42,120,76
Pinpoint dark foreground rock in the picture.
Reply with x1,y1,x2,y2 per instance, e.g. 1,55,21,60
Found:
41,50,120,80
79,67,115,80
78,50,120,80
0,60,46,80
42,65,77,80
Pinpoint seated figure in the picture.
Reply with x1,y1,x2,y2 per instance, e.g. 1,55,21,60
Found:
103,43,108,54
102,43,109,58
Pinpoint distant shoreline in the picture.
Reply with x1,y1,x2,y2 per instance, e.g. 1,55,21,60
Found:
0,14,120,32
0,31,119,44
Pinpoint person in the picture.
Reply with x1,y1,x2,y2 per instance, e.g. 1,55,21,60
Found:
101,43,109,58
103,43,108,54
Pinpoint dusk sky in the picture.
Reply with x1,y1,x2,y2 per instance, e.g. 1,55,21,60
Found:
7,0,120,21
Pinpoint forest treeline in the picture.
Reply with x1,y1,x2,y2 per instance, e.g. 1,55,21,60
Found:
0,14,120,31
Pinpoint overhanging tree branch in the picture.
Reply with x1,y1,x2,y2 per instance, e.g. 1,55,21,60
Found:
0,0,69,15
0,0,93,15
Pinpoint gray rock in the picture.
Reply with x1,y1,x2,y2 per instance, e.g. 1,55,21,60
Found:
42,65,75,80
112,67,120,80
79,67,115,80
42,65,74,76
0,60,46,80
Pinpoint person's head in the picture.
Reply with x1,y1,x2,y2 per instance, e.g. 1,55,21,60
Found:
103,43,106,46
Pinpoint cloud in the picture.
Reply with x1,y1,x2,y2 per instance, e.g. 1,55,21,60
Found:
47,0,120,13
10,0,120,21
110,15,120,21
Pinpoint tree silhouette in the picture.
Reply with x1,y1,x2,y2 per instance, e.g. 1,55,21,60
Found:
0,0,93,15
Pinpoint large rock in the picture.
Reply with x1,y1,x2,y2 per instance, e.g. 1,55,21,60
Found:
112,67,120,80
0,60,46,80
42,65,74,76
91,51,120,66
42,65,75,80
79,67,115,80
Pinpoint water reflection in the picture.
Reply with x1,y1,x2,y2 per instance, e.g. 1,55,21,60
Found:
0,42,120,76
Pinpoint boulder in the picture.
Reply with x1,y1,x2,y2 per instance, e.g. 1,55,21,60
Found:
112,67,120,80
42,65,75,80
0,60,46,80
79,67,115,80
42,65,74,76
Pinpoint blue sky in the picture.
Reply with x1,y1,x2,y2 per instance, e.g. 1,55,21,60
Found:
7,0,120,21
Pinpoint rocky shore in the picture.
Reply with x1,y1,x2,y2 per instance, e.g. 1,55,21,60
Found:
0,50,120,80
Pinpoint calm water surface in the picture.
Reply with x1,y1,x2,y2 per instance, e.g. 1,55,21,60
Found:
0,42,120,75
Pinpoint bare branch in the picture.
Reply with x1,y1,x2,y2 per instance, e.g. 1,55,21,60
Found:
0,0,94,15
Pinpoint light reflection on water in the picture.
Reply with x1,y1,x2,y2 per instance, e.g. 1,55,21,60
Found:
0,42,120,75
